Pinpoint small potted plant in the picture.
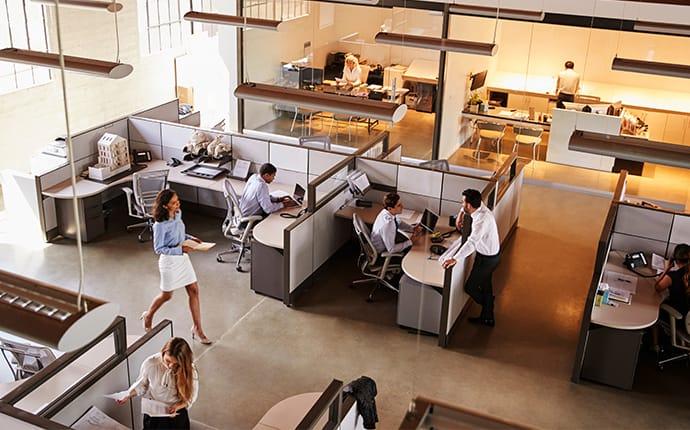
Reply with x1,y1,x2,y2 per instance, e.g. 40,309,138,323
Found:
468,91,483,113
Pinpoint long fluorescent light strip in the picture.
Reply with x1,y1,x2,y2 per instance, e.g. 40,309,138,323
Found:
634,21,690,37
374,32,497,56
32,0,123,12
0,48,133,79
612,56,690,80
184,11,282,31
234,82,407,123
449,4,544,22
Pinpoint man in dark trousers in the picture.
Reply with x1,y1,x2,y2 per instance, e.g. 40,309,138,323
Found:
439,189,500,326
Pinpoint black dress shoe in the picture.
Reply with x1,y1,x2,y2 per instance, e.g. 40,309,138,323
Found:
468,317,495,327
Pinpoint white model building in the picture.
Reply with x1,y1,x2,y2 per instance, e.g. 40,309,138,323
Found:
89,133,131,180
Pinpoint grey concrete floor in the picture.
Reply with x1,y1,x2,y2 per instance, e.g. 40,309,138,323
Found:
1,185,690,429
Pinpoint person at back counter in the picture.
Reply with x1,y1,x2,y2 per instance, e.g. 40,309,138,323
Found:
556,60,580,103
371,193,422,256
336,55,362,86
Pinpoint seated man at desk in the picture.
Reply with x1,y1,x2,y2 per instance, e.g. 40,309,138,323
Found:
239,163,290,222
336,55,362,86
371,193,421,257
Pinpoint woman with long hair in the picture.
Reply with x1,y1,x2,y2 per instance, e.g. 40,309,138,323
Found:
656,243,690,317
116,337,199,429
141,189,211,344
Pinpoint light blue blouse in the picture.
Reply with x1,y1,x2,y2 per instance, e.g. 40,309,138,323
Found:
152,211,191,256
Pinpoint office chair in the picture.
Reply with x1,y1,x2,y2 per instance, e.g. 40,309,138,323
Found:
328,113,354,141
419,159,450,171
122,169,169,242
217,179,263,272
351,213,403,302
512,126,543,160
657,304,690,369
475,121,506,158
0,337,56,381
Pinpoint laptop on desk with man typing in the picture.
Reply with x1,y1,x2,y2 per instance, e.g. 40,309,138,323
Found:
270,184,306,207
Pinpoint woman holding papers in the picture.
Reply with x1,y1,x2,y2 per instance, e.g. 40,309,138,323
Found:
117,337,199,429
141,189,212,345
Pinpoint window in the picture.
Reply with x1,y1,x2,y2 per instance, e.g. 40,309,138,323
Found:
244,0,310,22
0,0,51,95
138,0,190,55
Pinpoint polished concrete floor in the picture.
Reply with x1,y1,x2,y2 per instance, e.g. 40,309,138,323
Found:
1,185,690,429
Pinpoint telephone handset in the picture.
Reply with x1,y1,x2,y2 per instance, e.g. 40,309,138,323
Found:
624,251,647,270
167,157,182,167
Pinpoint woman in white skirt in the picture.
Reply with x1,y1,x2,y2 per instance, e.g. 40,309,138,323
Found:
141,189,212,344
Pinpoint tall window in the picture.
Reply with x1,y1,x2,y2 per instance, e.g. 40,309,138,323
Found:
138,0,189,55
0,0,51,95
244,0,309,22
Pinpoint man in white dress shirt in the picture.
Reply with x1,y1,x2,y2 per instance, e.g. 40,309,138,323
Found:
371,193,422,257
239,163,290,221
440,189,500,326
556,60,580,103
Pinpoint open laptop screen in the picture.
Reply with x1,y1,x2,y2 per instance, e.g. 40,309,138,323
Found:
420,209,439,232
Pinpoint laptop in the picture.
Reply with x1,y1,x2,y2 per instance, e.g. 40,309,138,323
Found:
418,209,439,233
270,184,306,207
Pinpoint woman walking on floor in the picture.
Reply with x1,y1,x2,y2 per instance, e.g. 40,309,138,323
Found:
141,189,212,345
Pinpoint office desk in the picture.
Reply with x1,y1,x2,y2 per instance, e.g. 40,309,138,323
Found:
253,392,324,430
462,109,551,131
334,203,461,335
581,251,664,390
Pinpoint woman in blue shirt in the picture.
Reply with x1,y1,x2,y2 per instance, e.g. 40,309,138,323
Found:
141,189,212,345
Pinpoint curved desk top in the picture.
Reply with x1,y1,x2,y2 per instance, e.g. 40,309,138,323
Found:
590,251,664,330
253,392,323,430
252,204,306,250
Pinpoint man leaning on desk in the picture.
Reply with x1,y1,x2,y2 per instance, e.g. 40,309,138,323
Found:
439,189,500,327
371,193,423,259
239,163,292,221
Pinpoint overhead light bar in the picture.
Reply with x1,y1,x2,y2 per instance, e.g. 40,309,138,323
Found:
0,48,133,79
612,56,690,80
234,82,408,123
183,11,283,31
374,32,497,56
0,269,119,351
319,0,379,4
449,4,545,22
32,0,123,12
634,21,690,37
569,130,690,170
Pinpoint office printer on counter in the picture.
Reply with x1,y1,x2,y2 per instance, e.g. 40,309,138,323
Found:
42,137,68,158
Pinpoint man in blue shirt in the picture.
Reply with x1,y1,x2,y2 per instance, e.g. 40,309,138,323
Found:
239,163,289,218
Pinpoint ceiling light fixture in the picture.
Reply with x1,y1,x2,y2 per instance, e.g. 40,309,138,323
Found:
569,130,690,169
374,32,497,56
0,270,119,351
611,56,690,79
183,11,283,31
32,0,123,12
449,4,544,22
234,82,408,123
0,48,133,79
634,21,690,37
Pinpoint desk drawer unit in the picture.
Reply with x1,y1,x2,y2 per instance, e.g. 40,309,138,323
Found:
581,325,643,390
397,274,442,335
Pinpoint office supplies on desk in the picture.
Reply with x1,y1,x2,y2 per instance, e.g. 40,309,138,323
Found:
603,270,638,294
347,170,371,196
132,149,152,164
230,158,251,180
355,199,372,207
167,157,182,167
624,251,647,270
651,253,666,273
181,164,228,179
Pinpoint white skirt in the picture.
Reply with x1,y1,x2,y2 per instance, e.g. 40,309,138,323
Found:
158,253,197,292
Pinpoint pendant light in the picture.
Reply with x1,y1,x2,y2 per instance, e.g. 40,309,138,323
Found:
0,48,132,79
374,32,497,56
184,11,283,31
449,4,544,22
611,56,690,80
234,82,408,123
32,0,123,13
0,270,119,351
633,21,690,37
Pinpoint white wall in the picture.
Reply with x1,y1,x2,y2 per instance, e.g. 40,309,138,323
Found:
0,1,181,172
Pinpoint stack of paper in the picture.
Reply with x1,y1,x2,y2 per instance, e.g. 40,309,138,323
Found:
182,239,216,252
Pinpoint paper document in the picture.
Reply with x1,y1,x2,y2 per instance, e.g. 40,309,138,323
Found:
103,390,129,401
651,253,666,273
232,159,251,179
603,271,638,294
72,406,129,430
270,190,290,199
142,397,176,417
182,239,216,251
351,173,370,195
608,288,632,304
400,209,415,220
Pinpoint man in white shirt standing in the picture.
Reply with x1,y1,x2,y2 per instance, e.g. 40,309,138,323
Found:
440,189,500,327
239,163,290,221
371,193,422,257
556,60,580,103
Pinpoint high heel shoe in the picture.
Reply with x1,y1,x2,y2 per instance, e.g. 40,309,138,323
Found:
191,327,212,345
140,311,152,332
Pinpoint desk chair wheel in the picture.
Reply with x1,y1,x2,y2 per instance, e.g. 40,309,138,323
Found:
216,256,224,263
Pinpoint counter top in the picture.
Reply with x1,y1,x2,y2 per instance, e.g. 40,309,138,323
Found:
252,203,306,250
590,251,664,330
462,109,551,130
253,392,324,430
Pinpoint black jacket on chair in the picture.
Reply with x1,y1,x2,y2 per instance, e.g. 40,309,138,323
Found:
346,376,378,429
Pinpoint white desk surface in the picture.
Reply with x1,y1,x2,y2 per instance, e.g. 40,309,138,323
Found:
252,203,307,250
253,392,324,430
42,159,296,200
590,251,664,330
334,203,458,288
403,58,439,85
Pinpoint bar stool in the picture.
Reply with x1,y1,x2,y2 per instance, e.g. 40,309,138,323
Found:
512,125,543,160
475,121,506,158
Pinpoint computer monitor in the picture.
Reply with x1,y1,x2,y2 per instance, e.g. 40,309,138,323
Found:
294,184,306,203
300,67,324,87
419,209,439,233
346,170,371,197
470,70,488,91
